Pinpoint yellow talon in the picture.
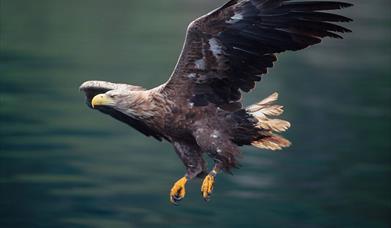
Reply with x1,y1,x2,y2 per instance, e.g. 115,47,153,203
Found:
201,174,215,201
170,176,188,205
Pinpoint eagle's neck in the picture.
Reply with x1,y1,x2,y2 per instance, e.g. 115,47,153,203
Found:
115,91,151,119
116,89,168,123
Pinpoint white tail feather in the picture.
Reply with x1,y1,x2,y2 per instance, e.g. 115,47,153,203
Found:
251,135,291,151
259,92,279,106
259,105,284,116
246,92,279,112
247,92,291,150
256,119,291,132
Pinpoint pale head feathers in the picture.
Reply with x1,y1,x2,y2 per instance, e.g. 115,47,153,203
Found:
104,88,171,122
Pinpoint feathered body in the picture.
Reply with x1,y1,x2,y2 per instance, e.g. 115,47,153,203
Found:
80,0,352,203
81,81,290,172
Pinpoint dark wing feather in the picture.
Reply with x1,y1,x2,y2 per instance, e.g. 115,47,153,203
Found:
80,81,166,141
163,0,352,111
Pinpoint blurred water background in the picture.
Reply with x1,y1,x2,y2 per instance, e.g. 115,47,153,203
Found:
1,0,390,227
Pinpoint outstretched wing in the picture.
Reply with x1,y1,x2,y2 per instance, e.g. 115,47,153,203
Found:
80,81,167,141
162,0,352,111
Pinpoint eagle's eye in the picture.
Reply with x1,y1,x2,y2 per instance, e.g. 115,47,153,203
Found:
107,93,117,99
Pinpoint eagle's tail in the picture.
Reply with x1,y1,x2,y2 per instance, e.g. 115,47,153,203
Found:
246,92,291,150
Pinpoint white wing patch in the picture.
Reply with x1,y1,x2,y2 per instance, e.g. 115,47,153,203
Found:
210,130,220,139
187,73,197,79
227,12,243,24
195,58,206,70
208,38,223,57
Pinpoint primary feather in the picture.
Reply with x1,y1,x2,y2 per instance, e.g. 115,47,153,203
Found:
163,0,352,111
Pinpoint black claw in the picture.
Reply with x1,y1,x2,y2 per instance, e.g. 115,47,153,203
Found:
201,192,212,202
170,196,180,205
170,193,183,205
174,195,183,202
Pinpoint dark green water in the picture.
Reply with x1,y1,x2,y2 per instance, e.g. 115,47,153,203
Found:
1,0,390,227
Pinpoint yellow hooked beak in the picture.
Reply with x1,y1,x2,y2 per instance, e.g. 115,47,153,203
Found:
91,94,115,108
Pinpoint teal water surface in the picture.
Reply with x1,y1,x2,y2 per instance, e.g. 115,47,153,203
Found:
1,0,390,227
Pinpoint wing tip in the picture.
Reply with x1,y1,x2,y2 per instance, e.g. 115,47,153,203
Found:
339,2,354,9
79,81,93,91
79,80,110,91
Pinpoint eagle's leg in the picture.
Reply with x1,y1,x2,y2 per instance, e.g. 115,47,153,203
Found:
170,176,189,205
193,126,240,201
170,142,206,205
201,165,221,201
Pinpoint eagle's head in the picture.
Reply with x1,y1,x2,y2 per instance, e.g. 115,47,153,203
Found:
80,80,165,140
90,89,151,119
79,80,145,109
91,90,127,109
81,81,155,120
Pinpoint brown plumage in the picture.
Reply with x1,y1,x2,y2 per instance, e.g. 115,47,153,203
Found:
79,0,352,204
